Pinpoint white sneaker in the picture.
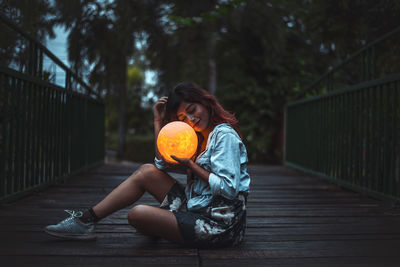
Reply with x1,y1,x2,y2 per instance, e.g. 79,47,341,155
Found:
44,210,96,240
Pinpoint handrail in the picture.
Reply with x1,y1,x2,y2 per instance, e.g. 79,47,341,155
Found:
285,26,400,202
0,12,105,202
295,26,400,100
0,12,100,99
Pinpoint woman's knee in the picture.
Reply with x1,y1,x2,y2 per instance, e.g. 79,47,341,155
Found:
127,204,149,227
137,164,160,178
129,164,159,182
139,163,159,174
128,205,183,243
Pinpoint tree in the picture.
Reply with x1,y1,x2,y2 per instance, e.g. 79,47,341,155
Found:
0,0,55,70
144,0,311,162
53,0,141,158
51,0,400,163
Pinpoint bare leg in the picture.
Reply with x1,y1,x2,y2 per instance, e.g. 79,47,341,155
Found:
128,205,184,243
91,164,176,219
90,164,184,243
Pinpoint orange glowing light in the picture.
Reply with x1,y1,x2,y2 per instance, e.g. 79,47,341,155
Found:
157,121,198,163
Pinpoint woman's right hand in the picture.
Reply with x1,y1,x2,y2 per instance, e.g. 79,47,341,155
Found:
153,96,168,122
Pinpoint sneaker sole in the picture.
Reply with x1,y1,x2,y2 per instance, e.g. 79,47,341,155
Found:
44,228,97,241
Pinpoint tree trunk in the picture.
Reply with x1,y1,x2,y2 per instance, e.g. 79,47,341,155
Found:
269,108,285,164
208,32,217,95
117,59,127,159
208,58,217,95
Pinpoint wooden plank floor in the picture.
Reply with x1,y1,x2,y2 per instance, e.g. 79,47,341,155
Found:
1,162,400,266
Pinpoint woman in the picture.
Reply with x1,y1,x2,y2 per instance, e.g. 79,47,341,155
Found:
44,82,251,248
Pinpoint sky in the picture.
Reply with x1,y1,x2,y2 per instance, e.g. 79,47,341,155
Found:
45,26,157,88
44,25,69,86
46,26,69,66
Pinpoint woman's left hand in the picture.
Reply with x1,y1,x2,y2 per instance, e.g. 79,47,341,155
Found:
171,155,192,168
171,155,210,183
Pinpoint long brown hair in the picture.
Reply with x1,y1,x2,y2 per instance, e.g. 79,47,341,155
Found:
164,82,242,138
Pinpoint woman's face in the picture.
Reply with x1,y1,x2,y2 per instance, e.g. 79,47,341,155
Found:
176,101,211,132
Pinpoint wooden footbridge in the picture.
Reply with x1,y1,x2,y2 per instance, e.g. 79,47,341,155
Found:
1,161,400,266
1,11,400,267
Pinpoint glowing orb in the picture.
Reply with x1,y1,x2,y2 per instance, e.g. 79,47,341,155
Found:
157,121,198,163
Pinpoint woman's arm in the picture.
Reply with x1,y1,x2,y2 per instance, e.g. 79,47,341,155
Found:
154,119,163,160
171,130,243,199
171,156,210,182
206,131,243,199
171,127,247,199
153,96,168,160
208,130,242,199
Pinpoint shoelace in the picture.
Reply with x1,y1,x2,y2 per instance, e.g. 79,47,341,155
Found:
64,209,83,218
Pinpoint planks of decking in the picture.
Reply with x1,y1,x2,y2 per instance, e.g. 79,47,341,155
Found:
1,162,400,266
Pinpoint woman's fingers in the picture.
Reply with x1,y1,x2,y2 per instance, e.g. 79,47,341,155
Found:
153,96,168,118
170,155,180,162
158,96,168,103
171,155,184,164
154,97,168,109
171,155,190,167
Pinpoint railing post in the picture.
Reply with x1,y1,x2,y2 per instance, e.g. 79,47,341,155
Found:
38,49,43,79
367,47,371,81
0,74,7,198
283,105,287,165
8,77,15,195
28,40,33,76
371,45,376,79
85,96,88,169
393,82,399,197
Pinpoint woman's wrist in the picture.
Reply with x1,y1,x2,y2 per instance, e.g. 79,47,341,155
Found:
154,119,162,132
187,159,195,169
188,160,210,183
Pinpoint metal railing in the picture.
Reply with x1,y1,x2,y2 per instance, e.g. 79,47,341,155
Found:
285,28,400,202
296,27,400,99
0,14,105,202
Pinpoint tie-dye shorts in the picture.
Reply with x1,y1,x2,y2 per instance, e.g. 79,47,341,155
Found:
160,182,247,248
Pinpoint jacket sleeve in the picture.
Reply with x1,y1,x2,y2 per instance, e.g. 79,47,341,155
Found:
208,131,242,199
154,157,167,170
154,157,187,174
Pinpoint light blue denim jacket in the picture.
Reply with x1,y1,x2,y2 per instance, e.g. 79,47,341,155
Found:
155,123,251,211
